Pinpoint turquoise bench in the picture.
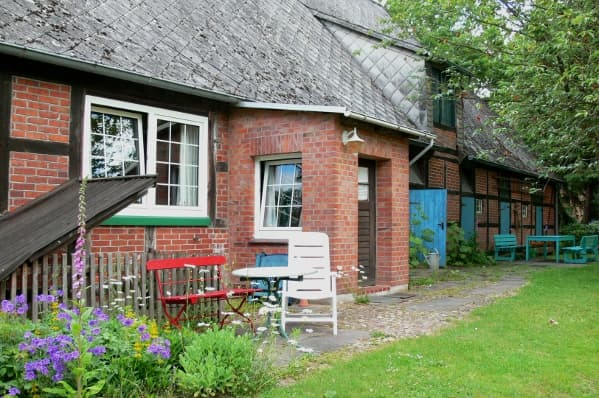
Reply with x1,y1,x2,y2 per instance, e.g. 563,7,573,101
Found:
494,234,524,261
562,235,598,264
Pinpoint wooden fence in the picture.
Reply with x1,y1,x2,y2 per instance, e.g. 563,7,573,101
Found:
0,252,181,322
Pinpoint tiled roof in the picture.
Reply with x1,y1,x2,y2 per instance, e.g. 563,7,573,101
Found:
0,0,413,129
0,176,156,280
462,95,540,176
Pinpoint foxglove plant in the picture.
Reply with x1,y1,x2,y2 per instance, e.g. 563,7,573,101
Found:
72,178,87,302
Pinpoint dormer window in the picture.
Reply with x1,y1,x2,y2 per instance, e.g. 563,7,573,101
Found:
432,67,456,129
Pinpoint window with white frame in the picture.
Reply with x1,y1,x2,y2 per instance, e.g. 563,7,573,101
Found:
522,204,528,218
255,157,302,237
476,198,483,214
83,96,208,219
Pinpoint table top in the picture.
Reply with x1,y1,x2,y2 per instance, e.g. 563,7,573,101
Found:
232,266,316,279
527,235,575,241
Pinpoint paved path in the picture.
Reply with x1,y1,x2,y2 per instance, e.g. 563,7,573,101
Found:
272,266,530,365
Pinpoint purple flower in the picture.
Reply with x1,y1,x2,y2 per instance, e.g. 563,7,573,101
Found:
88,345,106,356
92,307,109,321
7,386,20,396
147,338,170,359
117,314,134,327
2,299,15,313
2,294,28,315
140,332,151,342
37,294,56,303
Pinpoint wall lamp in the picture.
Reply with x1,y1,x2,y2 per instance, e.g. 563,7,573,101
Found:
341,127,364,153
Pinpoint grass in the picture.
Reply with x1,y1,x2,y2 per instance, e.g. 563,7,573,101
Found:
260,263,599,397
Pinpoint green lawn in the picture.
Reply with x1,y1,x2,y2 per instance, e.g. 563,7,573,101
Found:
260,264,599,397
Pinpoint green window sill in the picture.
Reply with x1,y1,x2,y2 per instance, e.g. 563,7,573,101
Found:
101,215,211,226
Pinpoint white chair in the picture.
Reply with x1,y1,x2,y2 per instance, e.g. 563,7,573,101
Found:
280,232,338,335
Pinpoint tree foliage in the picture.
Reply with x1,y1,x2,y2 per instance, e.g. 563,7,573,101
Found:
386,0,599,187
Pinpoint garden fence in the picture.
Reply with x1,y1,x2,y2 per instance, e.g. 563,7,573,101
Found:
0,252,215,322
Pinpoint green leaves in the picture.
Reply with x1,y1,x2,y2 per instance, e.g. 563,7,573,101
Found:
387,0,599,185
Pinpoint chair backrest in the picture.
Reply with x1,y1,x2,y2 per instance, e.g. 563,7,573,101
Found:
580,235,598,249
494,234,517,247
286,232,334,300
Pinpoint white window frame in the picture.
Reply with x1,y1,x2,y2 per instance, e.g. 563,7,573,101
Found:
254,154,302,239
476,198,483,214
522,204,528,218
83,96,209,218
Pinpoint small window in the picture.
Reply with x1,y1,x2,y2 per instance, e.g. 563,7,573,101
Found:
258,158,302,233
83,96,208,219
522,204,528,218
476,199,483,214
432,67,456,129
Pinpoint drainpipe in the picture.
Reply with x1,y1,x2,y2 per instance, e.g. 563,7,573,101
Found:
409,137,435,166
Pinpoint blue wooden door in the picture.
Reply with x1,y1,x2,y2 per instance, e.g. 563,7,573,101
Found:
500,201,511,234
535,206,543,235
409,189,447,267
461,196,475,241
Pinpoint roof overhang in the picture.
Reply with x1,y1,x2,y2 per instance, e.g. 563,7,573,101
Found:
0,175,156,281
236,101,435,140
0,42,244,104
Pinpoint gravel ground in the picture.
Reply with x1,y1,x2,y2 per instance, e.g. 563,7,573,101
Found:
338,268,528,342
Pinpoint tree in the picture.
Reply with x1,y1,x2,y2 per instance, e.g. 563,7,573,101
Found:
386,0,599,218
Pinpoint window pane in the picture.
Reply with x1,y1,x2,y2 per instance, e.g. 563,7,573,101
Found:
155,119,200,207
90,110,140,178
261,161,302,228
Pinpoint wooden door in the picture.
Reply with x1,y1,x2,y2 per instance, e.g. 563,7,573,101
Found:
358,160,376,286
409,189,448,266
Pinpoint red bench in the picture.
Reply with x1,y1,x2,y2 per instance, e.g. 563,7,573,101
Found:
146,256,260,329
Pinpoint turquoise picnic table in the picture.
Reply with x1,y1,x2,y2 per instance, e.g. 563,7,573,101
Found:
525,235,576,263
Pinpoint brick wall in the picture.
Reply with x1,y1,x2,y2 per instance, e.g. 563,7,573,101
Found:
11,77,70,142
227,109,411,292
8,77,71,210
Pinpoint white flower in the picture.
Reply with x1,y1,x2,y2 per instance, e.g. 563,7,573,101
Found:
197,322,210,327
256,326,268,333
305,328,314,333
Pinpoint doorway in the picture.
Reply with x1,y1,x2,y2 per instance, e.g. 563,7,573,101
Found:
358,159,376,286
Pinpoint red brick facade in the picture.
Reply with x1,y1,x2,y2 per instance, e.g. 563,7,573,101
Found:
7,77,71,210
3,74,558,291
3,76,414,293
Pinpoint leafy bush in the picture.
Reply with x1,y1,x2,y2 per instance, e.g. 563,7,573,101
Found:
0,311,36,396
560,221,599,241
176,327,274,397
446,222,495,266
410,205,435,267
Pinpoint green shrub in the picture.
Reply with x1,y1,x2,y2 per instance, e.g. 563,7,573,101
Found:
410,205,435,267
0,313,36,396
176,327,274,397
560,221,599,241
446,222,495,266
